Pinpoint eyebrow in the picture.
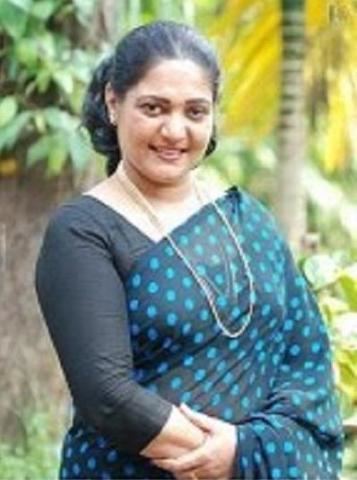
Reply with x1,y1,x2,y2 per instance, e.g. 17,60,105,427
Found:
137,95,212,105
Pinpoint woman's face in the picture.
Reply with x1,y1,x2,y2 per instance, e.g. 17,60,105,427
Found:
106,59,215,185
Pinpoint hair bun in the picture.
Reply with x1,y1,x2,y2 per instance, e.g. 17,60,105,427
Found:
81,55,121,175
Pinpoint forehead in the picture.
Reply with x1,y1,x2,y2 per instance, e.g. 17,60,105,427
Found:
127,59,213,102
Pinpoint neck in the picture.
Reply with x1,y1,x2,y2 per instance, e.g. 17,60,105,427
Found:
116,163,195,206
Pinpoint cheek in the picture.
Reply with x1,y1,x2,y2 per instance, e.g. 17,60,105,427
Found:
123,116,155,149
132,115,158,143
193,124,213,149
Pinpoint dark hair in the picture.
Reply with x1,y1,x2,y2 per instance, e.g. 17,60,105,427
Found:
82,21,220,176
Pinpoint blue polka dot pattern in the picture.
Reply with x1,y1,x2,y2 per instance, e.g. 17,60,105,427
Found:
59,187,342,479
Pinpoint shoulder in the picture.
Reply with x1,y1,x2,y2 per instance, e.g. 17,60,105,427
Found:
229,186,292,261
232,186,282,233
47,195,97,228
43,195,110,248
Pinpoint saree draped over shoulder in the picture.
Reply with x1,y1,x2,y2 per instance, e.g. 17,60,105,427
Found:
36,187,343,480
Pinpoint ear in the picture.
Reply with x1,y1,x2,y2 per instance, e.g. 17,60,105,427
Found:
105,83,118,125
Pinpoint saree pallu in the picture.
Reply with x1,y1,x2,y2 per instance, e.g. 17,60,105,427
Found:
60,187,343,479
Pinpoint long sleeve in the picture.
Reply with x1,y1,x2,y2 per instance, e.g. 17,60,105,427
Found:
35,203,172,454
233,242,344,479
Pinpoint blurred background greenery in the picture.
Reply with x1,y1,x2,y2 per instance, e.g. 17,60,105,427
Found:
0,0,356,478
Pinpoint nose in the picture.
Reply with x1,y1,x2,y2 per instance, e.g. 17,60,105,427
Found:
160,114,187,142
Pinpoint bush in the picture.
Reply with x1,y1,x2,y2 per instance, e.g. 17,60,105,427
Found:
0,0,96,176
0,408,64,479
301,253,357,475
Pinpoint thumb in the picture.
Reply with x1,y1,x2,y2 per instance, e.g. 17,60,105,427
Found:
179,404,217,431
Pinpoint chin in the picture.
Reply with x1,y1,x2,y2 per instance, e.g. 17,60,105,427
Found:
152,166,193,184
143,161,191,183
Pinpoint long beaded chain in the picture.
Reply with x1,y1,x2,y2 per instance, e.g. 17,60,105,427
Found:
116,169,255,338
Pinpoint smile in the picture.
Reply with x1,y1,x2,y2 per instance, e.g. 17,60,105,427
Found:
150,145,188,161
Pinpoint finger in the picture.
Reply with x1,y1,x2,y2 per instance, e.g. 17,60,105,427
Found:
179,404,217,431
152,458,177,471
159,445,208,473
152,453,204,473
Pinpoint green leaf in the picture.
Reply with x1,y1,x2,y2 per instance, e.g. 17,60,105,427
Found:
302,254,340,289
26,135,52,166
7,0,32,11
30,0,56,20
0,1,27,38
47,133,68,175
338,264,357,310
53,70,74,95
68,82,85,112
35,70,52,93
0,96,18,127
0,111,31,152
33,111,47,133
320,296,348,324
43,108,66,130
43,108,79,131
36,33,56,60
27,132,68,173
14,38,38,69
68,130,90,171
43,108,63,129
337,360,357,402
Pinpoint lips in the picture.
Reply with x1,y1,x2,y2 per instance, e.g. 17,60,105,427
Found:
150,145,187,161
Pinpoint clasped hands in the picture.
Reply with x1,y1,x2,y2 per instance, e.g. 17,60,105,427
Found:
152,404,237,480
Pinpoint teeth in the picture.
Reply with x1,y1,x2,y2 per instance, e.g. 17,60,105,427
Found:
157,148,181,153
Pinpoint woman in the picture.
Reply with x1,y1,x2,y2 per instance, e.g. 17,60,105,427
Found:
35,21,343,479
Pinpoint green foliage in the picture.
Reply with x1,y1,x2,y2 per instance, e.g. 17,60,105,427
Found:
301,254,357,474
343,435,357,479
0,0,96,175
0,409,62,479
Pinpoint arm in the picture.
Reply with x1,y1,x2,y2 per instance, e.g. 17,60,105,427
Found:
35,204,205,457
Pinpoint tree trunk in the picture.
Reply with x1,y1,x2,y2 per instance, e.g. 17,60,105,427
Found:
88,0,120,46
0,166,79,441
275,0,307,250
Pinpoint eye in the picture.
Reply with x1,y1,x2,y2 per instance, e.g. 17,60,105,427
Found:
140,103,163,116
187,107,209,121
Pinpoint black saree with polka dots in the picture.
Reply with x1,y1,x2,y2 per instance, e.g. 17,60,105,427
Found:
36,187,343,480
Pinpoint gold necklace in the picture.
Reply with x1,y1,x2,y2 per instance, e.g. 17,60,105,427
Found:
116,168,255,338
